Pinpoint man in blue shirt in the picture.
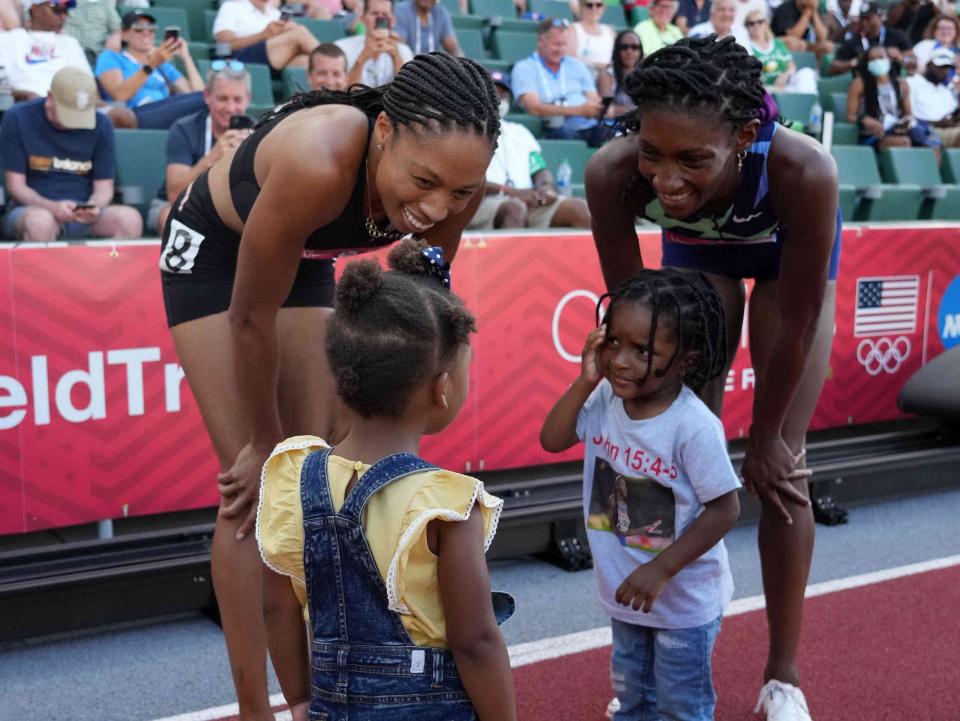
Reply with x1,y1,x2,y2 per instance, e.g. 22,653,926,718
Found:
393,0,461,56
0,67,142,241
511,18,604,145
148,64,254,234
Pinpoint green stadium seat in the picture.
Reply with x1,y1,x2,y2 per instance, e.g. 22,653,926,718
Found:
297,18,345,42
793,50,816,71
282,66,309,99
204,9,218,44
470,0,516,18
440,0,464,15
247,103,275,122
530,0,574,19
831,121,859,146
452,14,486,31
458,28,487,59
120,6,192,40
831,91,849,121
831,145,923,221
773,92,818,127
504,112,541,137
196,59,274,106
496,18,539,32
491,30,537,62
941,148,960,183
878,147,960,220
478,58,513,74
187,40,210,63
113,129,168,221
572,183,585,198
538,138,593,181
151,0,214,42
837,185,857,222
817,73,851,109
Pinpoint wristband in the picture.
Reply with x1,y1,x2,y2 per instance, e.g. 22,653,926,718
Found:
141,63,154,75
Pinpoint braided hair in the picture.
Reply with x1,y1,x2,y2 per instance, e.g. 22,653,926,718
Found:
621,35,764,133
326,239,477,418
259,52,500,146
597,269,727,394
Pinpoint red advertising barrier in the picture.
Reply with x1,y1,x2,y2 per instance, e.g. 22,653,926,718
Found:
1,227,959,535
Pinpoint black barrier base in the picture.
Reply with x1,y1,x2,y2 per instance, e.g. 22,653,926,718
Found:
538,519,593,572
811,489,850,526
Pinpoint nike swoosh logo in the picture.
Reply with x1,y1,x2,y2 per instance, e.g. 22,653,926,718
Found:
732,212,762,223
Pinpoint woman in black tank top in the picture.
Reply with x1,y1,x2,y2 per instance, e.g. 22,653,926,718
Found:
157,53,500,720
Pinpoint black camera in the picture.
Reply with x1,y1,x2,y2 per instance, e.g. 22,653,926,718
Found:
229,114,255,130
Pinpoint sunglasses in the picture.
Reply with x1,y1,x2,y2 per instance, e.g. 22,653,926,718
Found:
549,17,571,28
583,2,604,7
45,3,69,14
745,19,766,26
211,59,245,71
129,23,157,32
618,42,641,50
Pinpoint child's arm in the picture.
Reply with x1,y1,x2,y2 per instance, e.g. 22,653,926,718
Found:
435,512,517,721
540,325,606,452
262,567,311,719
616,490,740,612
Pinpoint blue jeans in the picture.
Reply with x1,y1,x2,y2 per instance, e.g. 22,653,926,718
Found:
132,92,206,130
610,616,722,721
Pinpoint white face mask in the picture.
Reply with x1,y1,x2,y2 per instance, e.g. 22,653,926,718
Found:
499,99,510,118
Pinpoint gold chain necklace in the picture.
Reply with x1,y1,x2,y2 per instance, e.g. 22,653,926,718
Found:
364,157,405,242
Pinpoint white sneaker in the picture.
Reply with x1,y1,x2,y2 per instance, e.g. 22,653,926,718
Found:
754,680,812,721
604,697,621,720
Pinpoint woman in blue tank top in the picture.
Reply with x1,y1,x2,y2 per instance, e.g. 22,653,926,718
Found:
586,35,840,721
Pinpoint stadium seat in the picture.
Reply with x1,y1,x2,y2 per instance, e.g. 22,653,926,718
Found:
452,14,486,31
818,73,851,110
203,9,218,44
773,92,818,127
440,0,463,15
504,112,541,137
538,138,593,181
529,0,574,19
113,129,168,221
120,6,192,40
878,147,960,220
297,18,345,42
282,66,308,99
478,58,512,74
941,148,960,183
831,145,923,221
458,28,487,59
830,91,849,121
832,121,859,146
491,30,537,62
496,18,539,33
793,50,817,71
197,59,274,106
470,0,515,18
151,0,213,42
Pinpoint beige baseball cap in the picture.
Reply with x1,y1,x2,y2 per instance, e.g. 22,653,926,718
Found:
50,67,97,130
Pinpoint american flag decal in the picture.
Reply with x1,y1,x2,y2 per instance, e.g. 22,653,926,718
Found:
854,276,920,338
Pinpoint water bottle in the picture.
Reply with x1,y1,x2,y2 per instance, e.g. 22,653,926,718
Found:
556,159,572,198
808,101,823,137
0,66,13,112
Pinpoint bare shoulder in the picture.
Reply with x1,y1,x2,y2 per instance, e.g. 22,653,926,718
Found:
768,124,837,189
586,133,640,191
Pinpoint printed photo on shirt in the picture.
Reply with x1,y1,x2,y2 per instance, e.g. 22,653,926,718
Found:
587,457,675,553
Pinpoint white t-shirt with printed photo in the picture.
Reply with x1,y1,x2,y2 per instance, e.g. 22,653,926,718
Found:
0,29,92,97
576,382,741,629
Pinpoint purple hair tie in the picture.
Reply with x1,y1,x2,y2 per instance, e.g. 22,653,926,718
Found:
757,92,780,124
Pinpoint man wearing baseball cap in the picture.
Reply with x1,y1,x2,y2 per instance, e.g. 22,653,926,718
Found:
828,0,912,75
467,71,591,231
906,47,960,147
0,67,143,241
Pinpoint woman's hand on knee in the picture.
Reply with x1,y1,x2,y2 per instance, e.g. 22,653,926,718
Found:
217,442,272,540
741,434,811,524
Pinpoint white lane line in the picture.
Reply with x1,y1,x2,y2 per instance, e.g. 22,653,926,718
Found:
150,554,960,721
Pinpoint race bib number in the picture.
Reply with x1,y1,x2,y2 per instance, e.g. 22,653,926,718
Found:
159,219,206,274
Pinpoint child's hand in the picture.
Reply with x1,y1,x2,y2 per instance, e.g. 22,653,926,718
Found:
615,562,671,613
580,324,606,386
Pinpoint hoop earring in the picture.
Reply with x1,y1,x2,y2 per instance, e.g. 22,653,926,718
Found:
737,150,747,173
377,144,384,151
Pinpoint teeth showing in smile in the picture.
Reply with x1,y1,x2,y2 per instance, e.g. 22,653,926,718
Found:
660,191,693,204
402,205,432,232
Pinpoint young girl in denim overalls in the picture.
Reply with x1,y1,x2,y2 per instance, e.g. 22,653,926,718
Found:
256,239,517,721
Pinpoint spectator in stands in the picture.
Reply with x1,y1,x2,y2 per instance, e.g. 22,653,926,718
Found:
771,0,833,55
306,0,358,19
148,63,254,235
634,0,683,56
307,43,348,90
689,0,750,46
335,0,413,87
829,1,912,75
913,14,960,73
568,0,617,79
513,18,604,145
213,0,321,70
0,0,20,29
906,46,960,147
95,11,206,130
0,68,142,241
733,0,768,28
597,30,642,117
468,71,591,230
745,10,818,92
888,0,938,46
848,44,941,157
63,0,121,66
824,0,860,43
674,0,711,34
394,0,462,55
0,0,90,102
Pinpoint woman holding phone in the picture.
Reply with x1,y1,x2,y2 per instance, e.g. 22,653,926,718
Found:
95,11,206,129
157,53,500,720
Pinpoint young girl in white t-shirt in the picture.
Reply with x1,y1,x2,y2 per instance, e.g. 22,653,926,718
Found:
541,268,741,721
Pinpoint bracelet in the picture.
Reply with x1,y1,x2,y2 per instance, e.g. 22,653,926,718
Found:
141,63,154,75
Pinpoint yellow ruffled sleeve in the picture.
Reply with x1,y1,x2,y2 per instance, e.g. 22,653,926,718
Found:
386,470,503,624
255,435,329,609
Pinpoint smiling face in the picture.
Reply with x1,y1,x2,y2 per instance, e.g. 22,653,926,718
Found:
934,18,958,46
373,116,493,234
745,11,768,41
615,31,642,71
123,18,157,53
711,0,736,34
650,0,678,27
636,108,755,220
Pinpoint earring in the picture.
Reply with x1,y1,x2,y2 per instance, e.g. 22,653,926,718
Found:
440,394,448,410
737,149,747,173
377,143,383,151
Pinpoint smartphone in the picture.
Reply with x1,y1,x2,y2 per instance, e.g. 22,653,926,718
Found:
374,15,390,35
164,26,180,42
74,203,96,210
229,114,255,130
280,9,292,21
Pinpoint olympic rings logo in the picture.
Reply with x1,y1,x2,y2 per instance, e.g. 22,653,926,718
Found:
856,337,911,376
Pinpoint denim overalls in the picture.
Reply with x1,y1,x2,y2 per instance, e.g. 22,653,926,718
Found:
300,448,512,721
